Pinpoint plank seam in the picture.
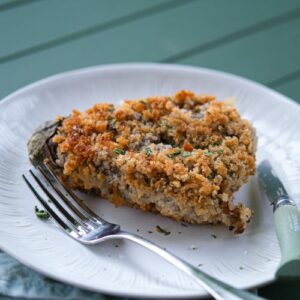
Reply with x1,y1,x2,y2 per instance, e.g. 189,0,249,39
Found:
161,6,300,63
268,69,300,88
0,0,196,65
0,0,41,12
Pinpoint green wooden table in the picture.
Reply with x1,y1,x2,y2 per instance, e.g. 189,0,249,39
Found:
1,0,300,299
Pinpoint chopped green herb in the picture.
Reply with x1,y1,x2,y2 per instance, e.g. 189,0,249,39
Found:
34,206,50,220
156,225,171,236
207,175,213,180
109,118,116,126
108,106,115,112
139,99,147,105
212,141,221,146
168,149,181,158
183,151,190,158
167,97,173,102
113,148,125,155
145,147,152,157
216,149,223,154
204,151,212,157
211,234,217,239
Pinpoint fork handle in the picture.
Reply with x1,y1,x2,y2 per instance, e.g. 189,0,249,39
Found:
111,231,265,300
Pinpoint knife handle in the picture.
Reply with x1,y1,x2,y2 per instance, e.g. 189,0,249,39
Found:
274,202,300,267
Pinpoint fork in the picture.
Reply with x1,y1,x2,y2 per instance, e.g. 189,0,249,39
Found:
22,163,265,300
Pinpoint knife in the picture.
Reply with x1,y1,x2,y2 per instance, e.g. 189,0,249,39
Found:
257,160,300,280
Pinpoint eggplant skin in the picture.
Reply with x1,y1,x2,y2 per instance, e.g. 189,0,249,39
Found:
27,120,61,166
29,90,256,233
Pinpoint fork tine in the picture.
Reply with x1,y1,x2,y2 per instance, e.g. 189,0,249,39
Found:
44,162,106,225
29,169,89,234
22,174,80,239
38,164,93,226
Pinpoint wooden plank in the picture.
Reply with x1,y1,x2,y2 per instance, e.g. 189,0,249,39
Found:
179,16,300,85
0,0,169,58
0,0,300,99
0,0,38,11
275,78,300,103
0,0,11,5
0,0,27,6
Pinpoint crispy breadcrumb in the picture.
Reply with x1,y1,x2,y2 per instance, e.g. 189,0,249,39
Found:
52,90,256,233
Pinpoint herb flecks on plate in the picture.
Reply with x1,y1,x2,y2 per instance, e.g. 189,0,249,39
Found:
155,225,171,236
34,206,50,220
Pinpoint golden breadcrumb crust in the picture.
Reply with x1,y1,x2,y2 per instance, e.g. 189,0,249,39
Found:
52,90,256,233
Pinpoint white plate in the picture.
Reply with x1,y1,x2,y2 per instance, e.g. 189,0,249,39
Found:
0,63,300,299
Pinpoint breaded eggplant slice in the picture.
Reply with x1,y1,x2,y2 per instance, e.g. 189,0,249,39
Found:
28,90,256,233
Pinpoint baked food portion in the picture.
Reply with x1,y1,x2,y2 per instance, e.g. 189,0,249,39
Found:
40,91,256,233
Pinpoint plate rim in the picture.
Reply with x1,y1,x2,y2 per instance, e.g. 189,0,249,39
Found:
0,62,299,298
1,62,299,111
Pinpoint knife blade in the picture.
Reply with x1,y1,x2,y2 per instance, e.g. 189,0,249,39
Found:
257,160,300,280
257,160,290,207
